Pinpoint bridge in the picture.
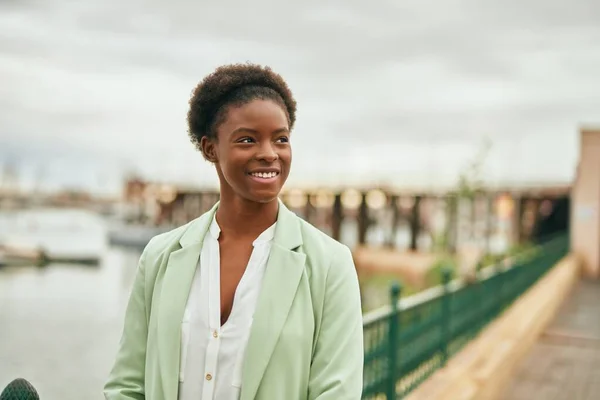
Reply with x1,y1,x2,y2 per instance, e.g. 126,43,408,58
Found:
119,180,570,248
0,189,118,215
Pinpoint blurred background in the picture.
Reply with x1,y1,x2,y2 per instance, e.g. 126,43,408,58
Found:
1,1,599,399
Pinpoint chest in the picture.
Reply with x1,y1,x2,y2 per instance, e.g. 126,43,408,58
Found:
218,240,254,326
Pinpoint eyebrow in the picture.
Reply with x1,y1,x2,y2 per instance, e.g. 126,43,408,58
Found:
231,127,290,135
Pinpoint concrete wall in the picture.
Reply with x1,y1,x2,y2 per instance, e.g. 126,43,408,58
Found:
571,128,600,279
404,254,581,400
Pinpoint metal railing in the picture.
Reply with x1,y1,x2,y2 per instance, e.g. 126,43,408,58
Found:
361,233,570,399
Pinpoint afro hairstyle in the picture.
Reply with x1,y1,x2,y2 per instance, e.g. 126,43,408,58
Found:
187,63,297,156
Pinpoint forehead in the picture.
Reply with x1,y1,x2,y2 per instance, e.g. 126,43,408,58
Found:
221,99,289,131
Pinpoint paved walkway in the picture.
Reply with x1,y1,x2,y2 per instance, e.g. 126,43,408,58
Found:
501,279,600,400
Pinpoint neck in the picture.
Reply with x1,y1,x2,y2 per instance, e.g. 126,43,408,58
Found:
215,194,279,240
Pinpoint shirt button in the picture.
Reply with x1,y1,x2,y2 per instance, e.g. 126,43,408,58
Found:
213,330,218,338
206,373,213,381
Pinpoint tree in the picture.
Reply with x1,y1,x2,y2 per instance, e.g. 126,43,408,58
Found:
435,138,493,253
456,137,492,200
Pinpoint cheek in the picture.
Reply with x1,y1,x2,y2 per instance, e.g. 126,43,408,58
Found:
218,154,247,182
281,147,292,164
284,152,292,173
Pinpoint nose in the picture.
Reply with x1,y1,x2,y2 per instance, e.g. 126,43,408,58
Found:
256,142,278,162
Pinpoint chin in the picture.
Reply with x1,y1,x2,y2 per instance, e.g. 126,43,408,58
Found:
250,193,280,204
245,188,281,204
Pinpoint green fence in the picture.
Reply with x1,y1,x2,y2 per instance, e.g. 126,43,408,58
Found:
362,233,570,399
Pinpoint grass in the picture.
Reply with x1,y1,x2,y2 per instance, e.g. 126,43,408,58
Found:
359,255,457,313
359,272,417,313
360,241,540,313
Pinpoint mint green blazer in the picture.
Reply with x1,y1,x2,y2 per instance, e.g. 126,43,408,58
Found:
104,201,364,400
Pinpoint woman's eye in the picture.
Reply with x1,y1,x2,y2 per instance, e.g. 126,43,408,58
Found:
277,136,289,143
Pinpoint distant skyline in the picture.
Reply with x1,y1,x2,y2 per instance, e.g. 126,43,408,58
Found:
1,0,599,194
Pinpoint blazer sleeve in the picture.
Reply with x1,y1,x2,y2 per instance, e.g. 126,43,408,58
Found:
103,249,149,400
308,245,364,400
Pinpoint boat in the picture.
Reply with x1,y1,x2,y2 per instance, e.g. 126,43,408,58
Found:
0,242,48,267
0,209,104,267
0,240,101,267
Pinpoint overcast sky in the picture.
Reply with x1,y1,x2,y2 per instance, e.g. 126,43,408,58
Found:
1,0,599,194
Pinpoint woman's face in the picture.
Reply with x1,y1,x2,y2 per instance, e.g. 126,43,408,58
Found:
202,99,292,204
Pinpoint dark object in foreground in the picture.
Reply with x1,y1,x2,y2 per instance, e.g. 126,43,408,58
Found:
0,378,40,400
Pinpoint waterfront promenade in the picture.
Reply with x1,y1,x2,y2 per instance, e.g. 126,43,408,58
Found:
501,279,600,399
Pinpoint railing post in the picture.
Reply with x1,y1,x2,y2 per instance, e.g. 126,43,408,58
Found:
475,261,486,328
495,256,504,313
440,267,452,367
387,282,401,400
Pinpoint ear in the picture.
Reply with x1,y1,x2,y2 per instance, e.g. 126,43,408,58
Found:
200,136,218,163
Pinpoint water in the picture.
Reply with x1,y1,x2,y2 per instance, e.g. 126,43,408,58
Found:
0,209,107,258
0,209,142,399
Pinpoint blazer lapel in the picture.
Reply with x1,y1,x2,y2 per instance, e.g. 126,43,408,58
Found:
241,201,306,400
157,203,218,400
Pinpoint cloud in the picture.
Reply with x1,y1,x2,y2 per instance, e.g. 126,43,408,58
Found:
0,0,598,194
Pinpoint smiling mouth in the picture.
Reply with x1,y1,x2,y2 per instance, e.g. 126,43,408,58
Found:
249,171,280,179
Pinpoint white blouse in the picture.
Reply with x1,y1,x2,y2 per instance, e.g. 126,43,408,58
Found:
177,216,276,400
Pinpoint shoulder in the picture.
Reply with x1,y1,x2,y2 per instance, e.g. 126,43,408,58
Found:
296,218,355,278
295,218,361,331
298,218,350,256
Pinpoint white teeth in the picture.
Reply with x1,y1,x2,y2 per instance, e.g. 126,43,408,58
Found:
251,172,278,178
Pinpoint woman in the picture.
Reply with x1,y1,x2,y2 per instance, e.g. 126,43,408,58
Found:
104,64,364,400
